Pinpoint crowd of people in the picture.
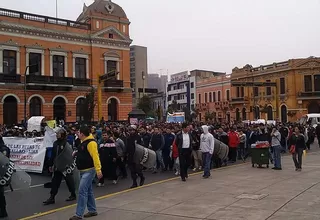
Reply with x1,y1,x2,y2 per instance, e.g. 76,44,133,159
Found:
0,120,320,219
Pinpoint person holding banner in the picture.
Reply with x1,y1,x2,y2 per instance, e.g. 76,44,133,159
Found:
43,128,76,205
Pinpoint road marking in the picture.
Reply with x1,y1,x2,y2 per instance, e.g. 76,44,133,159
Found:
18,162,247,220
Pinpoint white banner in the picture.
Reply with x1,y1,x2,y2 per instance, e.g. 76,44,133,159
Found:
3,137,46,173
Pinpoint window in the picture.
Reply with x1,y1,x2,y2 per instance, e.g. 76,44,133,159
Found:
218,91,221,102
190,82,194,88
304,75,312,92
198,94,201,103
107,60,117,77
209,92,212,102
3,50,17,74
236,87,240,97
226,90,230,101
213,92,216,102
191,93,194,99
167,86,171,92
109,33,114,39
52,55,65,77
314,75,320,91
167,96,171,101
205,93,208,103
75,57,86,79
253,87,259,97
240,87,244,97
280,78,285,94
266,80,271,96
29,53,41,75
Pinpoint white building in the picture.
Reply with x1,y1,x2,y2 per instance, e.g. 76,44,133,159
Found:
166,71,196,112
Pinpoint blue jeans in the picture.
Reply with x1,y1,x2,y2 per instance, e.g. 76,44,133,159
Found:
202,152,212,177
273,145,282,168
154,150,165,170
76,168,97,217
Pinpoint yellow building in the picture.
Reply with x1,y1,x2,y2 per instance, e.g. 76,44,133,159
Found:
230,57,320,122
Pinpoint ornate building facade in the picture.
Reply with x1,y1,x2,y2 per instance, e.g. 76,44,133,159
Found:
0,0,132,125
196,74,231,122
230,57,320,122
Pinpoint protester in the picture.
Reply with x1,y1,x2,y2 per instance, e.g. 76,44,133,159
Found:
175,123,192,182
289,126,306,172
70,126,102,220
270,127,282,170
200,125,214,178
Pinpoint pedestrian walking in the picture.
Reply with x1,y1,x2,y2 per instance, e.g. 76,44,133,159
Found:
200,125,214,178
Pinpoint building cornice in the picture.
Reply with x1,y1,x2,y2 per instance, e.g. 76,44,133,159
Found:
0,21,131,49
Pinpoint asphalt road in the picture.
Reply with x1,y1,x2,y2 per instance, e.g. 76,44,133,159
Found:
5,142,320,220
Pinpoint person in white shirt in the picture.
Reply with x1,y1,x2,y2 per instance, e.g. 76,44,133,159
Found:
200,125,215,178
175,123,192,182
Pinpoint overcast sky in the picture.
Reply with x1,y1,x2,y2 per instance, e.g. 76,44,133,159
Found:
1,0,319,75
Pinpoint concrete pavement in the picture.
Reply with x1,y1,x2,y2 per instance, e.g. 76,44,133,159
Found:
27,150,320,220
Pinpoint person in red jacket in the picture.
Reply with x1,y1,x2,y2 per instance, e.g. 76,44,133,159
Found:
171,139,180,176
228,127,240,163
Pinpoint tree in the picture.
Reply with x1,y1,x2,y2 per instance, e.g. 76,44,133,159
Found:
137,95,152,115
167,100,179,114
205,111,215,121
83,86,96,123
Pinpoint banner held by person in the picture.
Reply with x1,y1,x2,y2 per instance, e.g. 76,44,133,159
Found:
3,137,46,173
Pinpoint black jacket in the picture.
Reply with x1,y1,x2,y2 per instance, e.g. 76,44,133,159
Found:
48,139,67,167
175,131,192,151
126,133,142,164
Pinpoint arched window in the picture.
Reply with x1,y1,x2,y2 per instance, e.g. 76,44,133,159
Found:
76,98,86,122
267,106,273,120
53,97,66,121
3,96,18,125
280,105,287,123
242,108,246,120
108,98,118,121
253,106,260,119
29,97,42,116
235,108,240,121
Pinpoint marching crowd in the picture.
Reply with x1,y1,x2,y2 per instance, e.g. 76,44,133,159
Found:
0,121,320,219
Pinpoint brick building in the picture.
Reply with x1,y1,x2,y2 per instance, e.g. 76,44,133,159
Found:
0,0,132,125
196,74,231,122
230,57,320,122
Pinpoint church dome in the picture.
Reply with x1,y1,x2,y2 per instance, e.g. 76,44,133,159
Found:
77,0,128,22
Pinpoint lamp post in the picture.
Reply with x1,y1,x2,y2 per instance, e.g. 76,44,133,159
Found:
24,65,30,126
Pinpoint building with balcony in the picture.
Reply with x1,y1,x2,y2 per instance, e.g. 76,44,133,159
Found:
196,74,231,122
166,71,195,112
0,0,132,125
130,45,148,106
230,56,320,122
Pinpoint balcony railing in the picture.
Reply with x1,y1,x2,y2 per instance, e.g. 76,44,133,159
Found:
231,97,244,102
26,75,73,85
73,78,91,86
0,73,21,83
299,91,320,97
0,7,90,30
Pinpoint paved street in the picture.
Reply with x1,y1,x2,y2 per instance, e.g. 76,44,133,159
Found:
6,142,320,219
11,143,320,220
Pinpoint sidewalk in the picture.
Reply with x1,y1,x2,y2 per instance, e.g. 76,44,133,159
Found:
33,151,320,220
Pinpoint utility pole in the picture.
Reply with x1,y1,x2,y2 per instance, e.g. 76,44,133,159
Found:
55,0,58,18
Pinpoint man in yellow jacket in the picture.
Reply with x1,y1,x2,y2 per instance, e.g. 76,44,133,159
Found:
69,126,102,220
